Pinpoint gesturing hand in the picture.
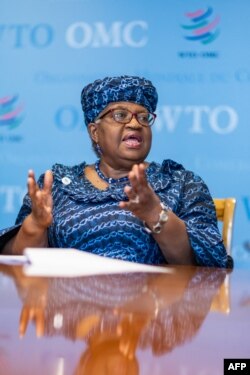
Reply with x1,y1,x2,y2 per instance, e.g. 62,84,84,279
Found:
119,164,161,224
28,169,53,229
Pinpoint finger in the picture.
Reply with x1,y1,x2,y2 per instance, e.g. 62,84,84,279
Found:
119,200,127,209
33,190,52,216
128,170,139,192
43,170,53,194
28,178,37,198
34,190,46,208
124,185,133,196
19,306,30,338
131,164,139,178
138,163,146,177
124,186,139,204
137,163,148,186
129,168,147,193
35,309,45,338
131,163,145,177
28,169,35,180
27,170,38,198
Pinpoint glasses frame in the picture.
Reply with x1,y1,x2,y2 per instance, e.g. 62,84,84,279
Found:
95,108,157,127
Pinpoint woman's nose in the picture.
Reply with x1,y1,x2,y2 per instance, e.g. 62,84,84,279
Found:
126,114,142,127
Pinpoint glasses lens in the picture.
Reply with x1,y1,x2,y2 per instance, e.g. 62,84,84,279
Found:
137,112,155,126
112,109,131,123
111,109,155,127
148,113,155,126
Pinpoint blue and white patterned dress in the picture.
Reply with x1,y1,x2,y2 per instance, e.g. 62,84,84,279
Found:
0,159,232,267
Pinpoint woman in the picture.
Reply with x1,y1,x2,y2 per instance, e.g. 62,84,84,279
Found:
0,75,232,267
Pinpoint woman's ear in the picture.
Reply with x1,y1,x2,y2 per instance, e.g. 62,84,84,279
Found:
88,123,99,143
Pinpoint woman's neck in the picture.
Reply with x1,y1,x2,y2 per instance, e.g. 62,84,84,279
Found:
98,159,149,180
95,160,129,185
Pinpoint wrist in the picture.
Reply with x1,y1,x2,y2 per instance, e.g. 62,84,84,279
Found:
23,214,49,235
143,202,169,234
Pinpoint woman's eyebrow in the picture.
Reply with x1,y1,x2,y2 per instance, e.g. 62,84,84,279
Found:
110,105,148,112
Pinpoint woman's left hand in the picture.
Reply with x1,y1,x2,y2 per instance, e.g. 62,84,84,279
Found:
120,164,195,265
119,163,162,225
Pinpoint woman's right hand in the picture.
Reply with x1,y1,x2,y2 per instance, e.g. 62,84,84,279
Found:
2,170,54,254
28,169,53,230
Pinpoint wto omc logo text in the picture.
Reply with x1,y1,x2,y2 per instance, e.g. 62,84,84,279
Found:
0,95,25,130
0,21,148,49
181,6,220,45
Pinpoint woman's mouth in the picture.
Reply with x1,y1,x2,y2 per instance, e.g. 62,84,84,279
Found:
122,133,143,148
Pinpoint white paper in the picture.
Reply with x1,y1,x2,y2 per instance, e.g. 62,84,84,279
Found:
0,255,28,265
23,248,173,277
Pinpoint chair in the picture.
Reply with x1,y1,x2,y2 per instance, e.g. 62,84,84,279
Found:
210,198,236,314
213,198,236,255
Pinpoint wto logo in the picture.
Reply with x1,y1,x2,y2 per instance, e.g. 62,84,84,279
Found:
0,95,25,130
181,7,220,45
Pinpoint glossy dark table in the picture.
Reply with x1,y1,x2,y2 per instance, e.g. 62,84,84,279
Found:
0,264,249,375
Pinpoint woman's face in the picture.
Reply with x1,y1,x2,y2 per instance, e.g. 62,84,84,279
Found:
88,102,153,170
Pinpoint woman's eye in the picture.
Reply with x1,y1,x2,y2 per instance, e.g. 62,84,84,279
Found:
114,111,127,120
139,114,149,123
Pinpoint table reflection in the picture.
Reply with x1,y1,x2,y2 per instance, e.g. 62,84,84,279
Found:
0,265,227,375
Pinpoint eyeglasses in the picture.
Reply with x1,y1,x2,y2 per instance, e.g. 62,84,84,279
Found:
95,108,157,127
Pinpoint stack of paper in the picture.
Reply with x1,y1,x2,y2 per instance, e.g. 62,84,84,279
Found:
19,248,173,277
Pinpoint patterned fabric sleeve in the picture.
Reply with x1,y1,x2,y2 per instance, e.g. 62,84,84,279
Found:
178,171,233,268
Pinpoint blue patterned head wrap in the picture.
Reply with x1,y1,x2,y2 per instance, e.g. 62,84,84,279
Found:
81,75,158,126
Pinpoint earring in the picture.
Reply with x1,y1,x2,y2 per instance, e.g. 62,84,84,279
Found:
96,143,102,156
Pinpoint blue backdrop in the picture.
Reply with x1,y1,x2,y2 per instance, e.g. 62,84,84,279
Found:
1,0,250,268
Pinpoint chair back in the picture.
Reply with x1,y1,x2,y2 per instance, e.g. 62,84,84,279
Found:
211,198,236,314
213,198,236,255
